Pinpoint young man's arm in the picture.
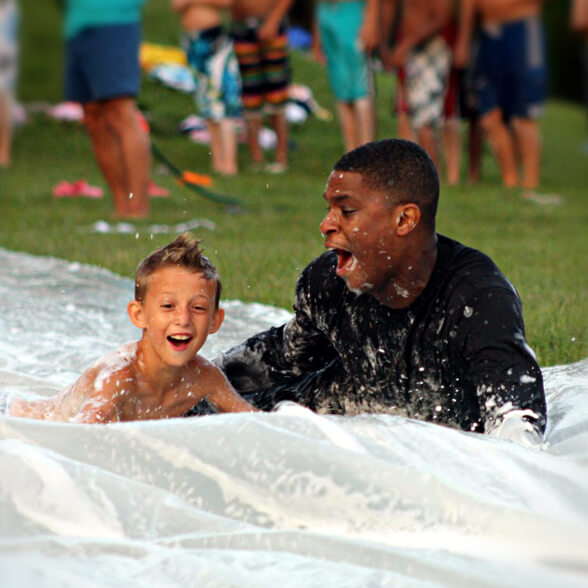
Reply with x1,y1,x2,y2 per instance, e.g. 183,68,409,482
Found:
456,286,546,444
216,256,339,397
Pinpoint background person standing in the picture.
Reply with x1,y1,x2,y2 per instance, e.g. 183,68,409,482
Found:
64,0,150,218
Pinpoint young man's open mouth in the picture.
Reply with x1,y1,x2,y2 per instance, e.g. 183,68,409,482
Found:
329,247,357,278
167,334,193,351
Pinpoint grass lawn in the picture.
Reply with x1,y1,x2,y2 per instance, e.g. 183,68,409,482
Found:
2,0,587,367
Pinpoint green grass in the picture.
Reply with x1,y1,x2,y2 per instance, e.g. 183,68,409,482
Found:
3,0,587,367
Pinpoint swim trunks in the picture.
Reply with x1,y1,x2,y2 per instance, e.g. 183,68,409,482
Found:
230,17,290,114
475,15,547,120
183,26,242,121
65,22,141,103
317,1,374,102
405,33,452,129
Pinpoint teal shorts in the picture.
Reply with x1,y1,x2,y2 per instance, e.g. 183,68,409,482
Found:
317,1,373,102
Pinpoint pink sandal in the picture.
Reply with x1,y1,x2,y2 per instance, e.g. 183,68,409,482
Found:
71,179,103,198
148,180,169,198
52,181,77,197
53,179,103,199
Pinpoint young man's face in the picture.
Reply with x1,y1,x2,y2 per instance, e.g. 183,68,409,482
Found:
320,170,405,297
128,266,223,369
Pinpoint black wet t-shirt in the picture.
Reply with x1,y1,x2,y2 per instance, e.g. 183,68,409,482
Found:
217,235,546,433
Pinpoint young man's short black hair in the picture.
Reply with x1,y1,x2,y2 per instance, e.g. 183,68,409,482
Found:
333,139,440,229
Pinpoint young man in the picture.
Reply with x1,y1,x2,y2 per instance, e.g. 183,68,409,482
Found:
214,139,546,445
230,0,293,172
64,0,150,218
6,234,257,423
313,0,379,153
172,0,242,175
454,0,549,193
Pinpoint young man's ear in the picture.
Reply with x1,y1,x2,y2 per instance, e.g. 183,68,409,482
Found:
209,308,225,335
127,300,146,329
395,203,421,236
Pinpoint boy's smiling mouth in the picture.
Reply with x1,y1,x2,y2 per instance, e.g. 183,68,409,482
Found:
167,334,193,351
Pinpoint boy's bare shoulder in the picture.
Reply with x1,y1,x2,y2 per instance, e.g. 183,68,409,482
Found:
84,342,139,390
185,353,224,378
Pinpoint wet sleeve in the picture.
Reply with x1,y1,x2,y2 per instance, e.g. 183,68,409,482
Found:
455,286,547,436
216,261,338,394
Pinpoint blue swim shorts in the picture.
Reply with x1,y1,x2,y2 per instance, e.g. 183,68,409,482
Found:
65,22,141,103
475,15,547,120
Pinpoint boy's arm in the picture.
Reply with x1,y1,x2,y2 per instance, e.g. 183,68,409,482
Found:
204,364,259,412
257,0,294,41
358,0,380,54
171,0,232,12
454,0,475,68
571,0,588,34
390,0,454,66
69,369,123,424
379,0,399,69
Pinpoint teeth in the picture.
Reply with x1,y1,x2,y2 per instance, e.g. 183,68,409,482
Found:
171,335,191,341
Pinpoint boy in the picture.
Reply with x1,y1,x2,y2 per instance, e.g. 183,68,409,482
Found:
6,233,257,423
172,0,242,175
230,0,293,172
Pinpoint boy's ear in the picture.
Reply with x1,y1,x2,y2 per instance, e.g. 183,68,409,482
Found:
209,308,225,334
127,300,146,329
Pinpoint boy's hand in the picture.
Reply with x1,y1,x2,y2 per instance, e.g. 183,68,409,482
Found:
257,15,281,41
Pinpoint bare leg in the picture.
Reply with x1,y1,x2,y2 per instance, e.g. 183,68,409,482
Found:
244,113,264,166
84,97,150,218
511,117,541,190
269,109,288,166
354,96,376,147
336,101,357,152
397,111,415,142
480,108,518,188
0,93,13,167
467,116,483,183
219,118,238,175
207,120,223,173
442,116,461,185
417,125,440,176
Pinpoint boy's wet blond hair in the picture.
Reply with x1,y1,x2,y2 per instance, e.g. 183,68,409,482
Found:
134,233,222,308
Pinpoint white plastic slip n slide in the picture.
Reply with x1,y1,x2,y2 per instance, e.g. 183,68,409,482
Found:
1,247,587,588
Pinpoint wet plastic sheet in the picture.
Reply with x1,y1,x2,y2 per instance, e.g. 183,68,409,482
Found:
1,247,587,587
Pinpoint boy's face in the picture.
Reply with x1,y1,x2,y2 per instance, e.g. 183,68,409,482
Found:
128,266,223,369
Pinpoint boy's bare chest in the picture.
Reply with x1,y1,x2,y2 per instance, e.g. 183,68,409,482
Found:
116,379,202,421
